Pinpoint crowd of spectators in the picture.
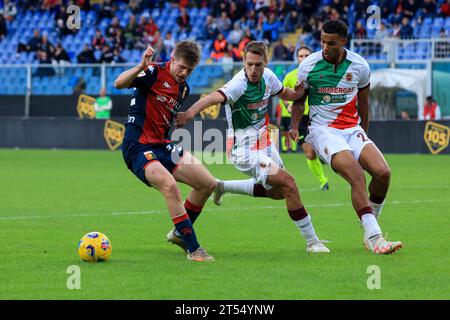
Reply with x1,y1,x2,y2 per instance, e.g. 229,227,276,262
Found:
0,0,448,67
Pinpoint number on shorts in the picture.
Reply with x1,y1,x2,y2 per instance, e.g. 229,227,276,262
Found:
357,131,368,142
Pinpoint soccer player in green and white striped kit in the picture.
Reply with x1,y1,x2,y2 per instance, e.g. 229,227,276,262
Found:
289,20,402,254
176,41,330,253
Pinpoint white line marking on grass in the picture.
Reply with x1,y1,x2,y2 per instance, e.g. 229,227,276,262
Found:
0,199,448,221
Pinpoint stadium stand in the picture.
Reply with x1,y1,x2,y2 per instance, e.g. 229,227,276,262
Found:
0,0,449,96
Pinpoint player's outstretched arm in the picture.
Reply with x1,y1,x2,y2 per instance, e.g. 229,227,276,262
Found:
277,81,305,102
114,46,154,89
289,97,306,142
176,92,225,128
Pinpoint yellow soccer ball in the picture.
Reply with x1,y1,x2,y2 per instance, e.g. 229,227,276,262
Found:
77,232,112,262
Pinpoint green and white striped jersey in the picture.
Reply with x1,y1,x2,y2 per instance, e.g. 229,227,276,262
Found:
218,68,283,149
297,49,370,129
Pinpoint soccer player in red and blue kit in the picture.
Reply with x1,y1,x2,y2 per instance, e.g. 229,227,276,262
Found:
114,41,216,262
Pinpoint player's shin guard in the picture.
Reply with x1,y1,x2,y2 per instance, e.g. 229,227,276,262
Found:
288,207,319,245
172,213,200,253
358,207,382,240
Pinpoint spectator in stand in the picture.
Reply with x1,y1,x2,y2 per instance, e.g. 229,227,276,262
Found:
204,15,219,40
435,28,450,57
27,29,42,52
419,0,437,18
1,0,17,22
92,29,106,51
210,32,228,61
441,0,450,17
403,0,420,20
331,0,349,22
284,10,301,33
75,0,91,11
52,42,71,75
354,20,367,39
354,0,369,22
124,15,139,50
100,44,114,63
423,96,442,120
112,48,126,63
277,0,291,23
216,11,232,34
113,29,126,51
245,9,258,30
144,17,159,38
392,22,402,37
400,17,414,39
106,17,123,43
228,22,244,46
163,31,176,57
177,7,192,34
221,50,234,82
0,14,7,40
228,1,245,24
41,0,62,11
128,0,142,14
254,0,270,15
262,12,281,42
211,1,230,18
39,33,55,58
36,50,55,77
77,44,97,63
97,0,115,23
272,38,290,61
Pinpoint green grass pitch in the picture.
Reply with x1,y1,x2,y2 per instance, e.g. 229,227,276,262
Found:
0,149,449,299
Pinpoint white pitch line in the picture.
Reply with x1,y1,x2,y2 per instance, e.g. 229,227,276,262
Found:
0,198,449,222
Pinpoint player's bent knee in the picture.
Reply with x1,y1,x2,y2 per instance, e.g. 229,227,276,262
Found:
375,167,391,182
160,182,181,201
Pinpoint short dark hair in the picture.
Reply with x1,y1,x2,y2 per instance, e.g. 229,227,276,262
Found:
322,19,348,39
174,40,201,66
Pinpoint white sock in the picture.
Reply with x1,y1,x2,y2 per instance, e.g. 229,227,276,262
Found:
223,179,255,196
361,213,382,239
369,200,385,220
293,215,319,245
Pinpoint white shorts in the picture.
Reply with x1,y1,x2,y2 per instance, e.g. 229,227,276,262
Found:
305,125,373,165
231,143,283,189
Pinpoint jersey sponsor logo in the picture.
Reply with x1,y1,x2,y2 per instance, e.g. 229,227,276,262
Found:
77,94,96,119
104,120,125,150
317,87,356,94
423,121,450,155
246,98,269,110
156,95,167,102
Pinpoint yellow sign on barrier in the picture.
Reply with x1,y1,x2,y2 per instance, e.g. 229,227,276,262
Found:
77,94,96,119
423,121,450,155
104,120,125,151
199,93,221,120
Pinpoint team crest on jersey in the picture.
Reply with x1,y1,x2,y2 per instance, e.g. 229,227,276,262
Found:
144,151,155,161
104,120,125,151
163,81,171,88
345,72,353,82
